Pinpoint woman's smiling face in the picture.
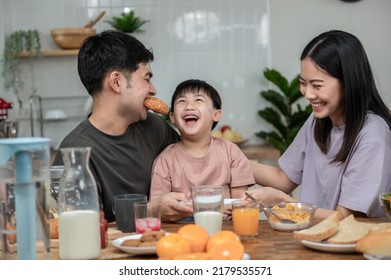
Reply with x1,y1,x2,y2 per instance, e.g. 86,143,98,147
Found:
299,57,345,126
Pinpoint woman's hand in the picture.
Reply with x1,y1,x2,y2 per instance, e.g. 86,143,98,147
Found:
241,186,296,206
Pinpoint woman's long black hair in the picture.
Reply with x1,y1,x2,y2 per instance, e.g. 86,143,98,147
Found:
301,30,391,163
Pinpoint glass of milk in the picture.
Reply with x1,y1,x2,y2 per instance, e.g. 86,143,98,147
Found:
191,185,224,236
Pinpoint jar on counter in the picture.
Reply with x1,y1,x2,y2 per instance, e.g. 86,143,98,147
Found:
57,147,101,260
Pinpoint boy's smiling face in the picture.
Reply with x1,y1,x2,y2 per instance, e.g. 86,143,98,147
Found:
170,90,221,139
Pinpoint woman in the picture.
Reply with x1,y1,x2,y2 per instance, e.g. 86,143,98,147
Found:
247,30,391,219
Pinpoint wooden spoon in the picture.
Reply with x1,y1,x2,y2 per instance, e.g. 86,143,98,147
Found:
84,11,106,28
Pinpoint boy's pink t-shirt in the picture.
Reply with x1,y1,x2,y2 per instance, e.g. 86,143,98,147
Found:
150,137,255,201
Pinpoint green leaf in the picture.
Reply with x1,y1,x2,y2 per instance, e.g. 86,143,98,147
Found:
1,29,41,108
256,68,312,154
255,130,286,154
289,107,311,128
260,90,289,116
263,68,290,96
257,107,287,138
288,75,302,104
286,126,301,144
106,10,149,33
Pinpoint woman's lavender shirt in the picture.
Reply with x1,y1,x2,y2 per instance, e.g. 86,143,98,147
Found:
279,113,391,217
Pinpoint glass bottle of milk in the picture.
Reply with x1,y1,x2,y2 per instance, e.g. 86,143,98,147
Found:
57,147,101,260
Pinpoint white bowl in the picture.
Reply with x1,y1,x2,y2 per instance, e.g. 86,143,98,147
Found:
45,109,67,120
263,202,317,231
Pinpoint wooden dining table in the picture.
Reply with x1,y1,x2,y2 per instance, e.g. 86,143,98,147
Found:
73,217,388,261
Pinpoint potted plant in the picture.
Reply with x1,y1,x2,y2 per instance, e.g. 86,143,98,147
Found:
106,10,149,33
256,68,312,155
1,29,42,108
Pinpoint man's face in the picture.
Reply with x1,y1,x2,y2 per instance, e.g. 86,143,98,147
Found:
120,63,156,122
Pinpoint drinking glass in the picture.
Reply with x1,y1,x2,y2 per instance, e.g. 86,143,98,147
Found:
191,185,224,236
134,201,161,234
232,200,259,239
112,194,147,233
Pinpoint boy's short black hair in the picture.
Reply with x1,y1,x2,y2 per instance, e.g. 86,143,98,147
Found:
171,79,222,129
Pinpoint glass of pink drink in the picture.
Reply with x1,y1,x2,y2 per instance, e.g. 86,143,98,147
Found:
135,217,161,233
133,202,161,233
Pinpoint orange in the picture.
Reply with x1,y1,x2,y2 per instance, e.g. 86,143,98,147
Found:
173,252,210,260
207,240,244,260
206,230,240,252
156,233,192,260
177,224,209,253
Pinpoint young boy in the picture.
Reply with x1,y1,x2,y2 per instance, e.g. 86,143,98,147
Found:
149,79,255,212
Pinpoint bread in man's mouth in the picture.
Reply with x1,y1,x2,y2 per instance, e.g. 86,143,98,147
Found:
293,211,342,242
144,97,169,115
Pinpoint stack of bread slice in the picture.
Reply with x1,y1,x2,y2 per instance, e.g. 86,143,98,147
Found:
356,230,391,257
293,212,342,242
293,212,391,256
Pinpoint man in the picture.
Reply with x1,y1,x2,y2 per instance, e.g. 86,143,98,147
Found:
53,30,192,222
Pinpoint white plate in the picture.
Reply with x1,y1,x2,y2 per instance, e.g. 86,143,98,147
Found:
224,198,240,210
112,234,158,255
44,116,67,121
242,252,250,260
44,109,67,121
300,240,356,253
113,234,252,259
364,253,391,260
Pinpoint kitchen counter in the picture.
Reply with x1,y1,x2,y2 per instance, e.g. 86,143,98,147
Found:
240,144,280,162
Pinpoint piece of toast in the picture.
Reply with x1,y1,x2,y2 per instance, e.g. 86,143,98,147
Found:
356,231,391,257
293,212,342,242
327,214,371,244
367,222,391,233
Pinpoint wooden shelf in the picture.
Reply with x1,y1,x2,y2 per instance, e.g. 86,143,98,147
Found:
19,49,79,57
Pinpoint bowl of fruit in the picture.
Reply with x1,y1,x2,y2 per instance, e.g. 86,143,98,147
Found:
211,125,249,146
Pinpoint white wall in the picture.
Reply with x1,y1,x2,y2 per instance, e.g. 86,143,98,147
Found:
0,0,270,148
1,0,390,148
269,0,391,106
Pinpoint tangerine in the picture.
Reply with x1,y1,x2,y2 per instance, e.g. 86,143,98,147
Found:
208,240,244,260
173,252,210,260
177,224,209,253
206,230,240,252
156,233,192,260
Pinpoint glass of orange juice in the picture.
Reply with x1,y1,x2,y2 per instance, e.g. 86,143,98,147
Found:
232,200,260,239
